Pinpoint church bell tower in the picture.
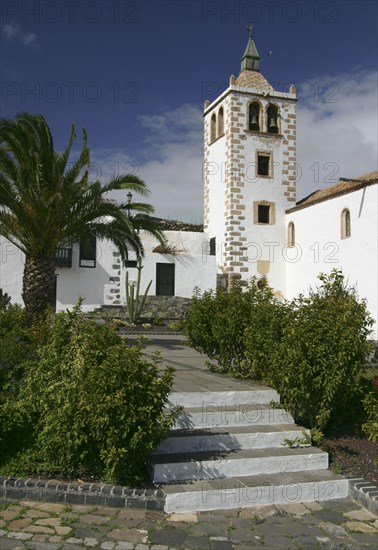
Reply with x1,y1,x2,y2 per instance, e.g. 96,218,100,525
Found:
203,27,297,292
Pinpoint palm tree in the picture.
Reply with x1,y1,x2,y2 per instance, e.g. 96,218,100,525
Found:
0,112,164,323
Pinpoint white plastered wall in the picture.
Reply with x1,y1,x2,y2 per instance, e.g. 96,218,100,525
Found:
55,238,116,311
285,184,378,338
0,231,217,311
121,231,217,301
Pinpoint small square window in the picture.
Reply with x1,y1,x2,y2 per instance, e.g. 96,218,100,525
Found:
258,205,270,224
253,201,275,225
257,154,270,176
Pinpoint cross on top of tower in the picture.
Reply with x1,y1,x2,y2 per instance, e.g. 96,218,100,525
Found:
246,24,254,37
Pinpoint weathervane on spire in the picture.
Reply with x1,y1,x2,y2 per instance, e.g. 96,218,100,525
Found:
246,24,254,37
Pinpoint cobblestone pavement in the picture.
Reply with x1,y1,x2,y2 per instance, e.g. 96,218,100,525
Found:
0,497,377,549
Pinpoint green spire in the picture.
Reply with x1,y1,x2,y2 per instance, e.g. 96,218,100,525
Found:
241,24,260,72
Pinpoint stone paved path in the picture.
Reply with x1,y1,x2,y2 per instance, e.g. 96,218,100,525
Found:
1,497,377,549
125,335,272,394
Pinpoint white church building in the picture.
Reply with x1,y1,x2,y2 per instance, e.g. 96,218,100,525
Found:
0,32,377,336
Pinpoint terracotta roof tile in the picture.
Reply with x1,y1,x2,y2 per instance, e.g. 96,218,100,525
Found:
287,170,378,213
354,170,378,182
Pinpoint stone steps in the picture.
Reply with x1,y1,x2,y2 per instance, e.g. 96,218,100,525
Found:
161,469,350,513
155,424,310,454
168,388,279,407
173,403,294,429
152,387,347,512
150,446,328,483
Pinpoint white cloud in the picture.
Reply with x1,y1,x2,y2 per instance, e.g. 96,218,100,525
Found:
93,105,204,223
93,69,377,223
137,104,204,222
296,69,377,198
139,140,204,224
3,24,19,39
3,23,38,47
22,32,38,46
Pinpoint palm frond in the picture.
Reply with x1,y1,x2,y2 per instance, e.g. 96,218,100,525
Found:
0,111,164,271
110,174,150,196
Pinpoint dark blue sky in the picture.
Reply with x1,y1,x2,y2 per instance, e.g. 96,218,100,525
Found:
1,0,377,221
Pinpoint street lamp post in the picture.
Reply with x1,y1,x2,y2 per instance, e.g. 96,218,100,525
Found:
127,192,133,217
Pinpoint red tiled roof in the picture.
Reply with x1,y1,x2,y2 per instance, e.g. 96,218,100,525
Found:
286,170,378,213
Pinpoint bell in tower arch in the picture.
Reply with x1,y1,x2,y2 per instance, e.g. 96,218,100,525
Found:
268,116,278,133
249,102,260,131
250,114,259,130
267,105,279,134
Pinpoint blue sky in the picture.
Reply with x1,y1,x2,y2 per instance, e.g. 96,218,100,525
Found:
1,0,377,222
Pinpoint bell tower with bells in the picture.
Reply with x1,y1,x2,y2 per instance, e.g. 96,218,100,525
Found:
203,26,298,292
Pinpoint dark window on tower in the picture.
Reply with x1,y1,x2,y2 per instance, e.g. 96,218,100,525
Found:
257,154,270,176
125,260,138,267
258,205,270,224
79,236,96,268
209,237,216,256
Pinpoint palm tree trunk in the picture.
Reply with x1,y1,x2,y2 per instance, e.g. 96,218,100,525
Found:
22,256,56,324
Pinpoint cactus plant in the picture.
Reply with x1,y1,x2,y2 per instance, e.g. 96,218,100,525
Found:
125,258,152,323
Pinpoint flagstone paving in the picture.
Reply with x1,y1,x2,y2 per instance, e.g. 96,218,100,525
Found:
0,498,376,549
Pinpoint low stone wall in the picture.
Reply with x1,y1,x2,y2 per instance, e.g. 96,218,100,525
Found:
142,296,191,320
95,296,192,321
0,476,165,510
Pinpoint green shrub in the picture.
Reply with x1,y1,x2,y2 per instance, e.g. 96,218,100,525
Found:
268,270,374,431
362,387,378,442
1,306,177,483
183,286,219,358
183,279,287,378
240,280,290,379
0,305,33,399
183,282,250,370
209,280,252,372
0,304,39,461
